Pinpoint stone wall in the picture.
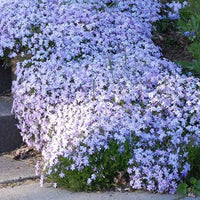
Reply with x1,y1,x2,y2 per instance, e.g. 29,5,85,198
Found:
0,61,22,153
0,61,12,95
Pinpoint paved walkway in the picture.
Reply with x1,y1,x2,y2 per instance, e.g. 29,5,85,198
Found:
0,155,199,200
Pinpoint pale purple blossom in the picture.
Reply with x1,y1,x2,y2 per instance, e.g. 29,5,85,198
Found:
59,172,65,178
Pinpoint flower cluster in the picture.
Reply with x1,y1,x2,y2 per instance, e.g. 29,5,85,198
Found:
0,0,200,193
184,31,195,37
162,1,187,20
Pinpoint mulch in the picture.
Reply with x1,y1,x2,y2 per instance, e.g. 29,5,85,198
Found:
0,144,42,166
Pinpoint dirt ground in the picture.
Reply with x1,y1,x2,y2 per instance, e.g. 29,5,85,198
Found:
0,145,42,166
153,29,194,63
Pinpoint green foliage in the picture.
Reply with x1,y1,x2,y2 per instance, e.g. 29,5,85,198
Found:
152,0,180,35
47,139,132,191
177,0,200,76
187,177,200,196
187,144,200,180
177,178,200,196
48,158,92,191
188,42,200,60
177,183,187,195
178,0,200,42
177,145,200,196
176,41,200,75
153,18,178,34
176,59,200,76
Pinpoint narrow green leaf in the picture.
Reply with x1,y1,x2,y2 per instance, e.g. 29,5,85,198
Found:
190,177,197,185
177,183,187,195
195,180,200,190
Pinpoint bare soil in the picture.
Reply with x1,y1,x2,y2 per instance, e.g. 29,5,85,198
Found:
153,30,194,63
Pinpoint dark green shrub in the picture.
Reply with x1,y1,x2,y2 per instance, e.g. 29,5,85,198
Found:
187,144,200,180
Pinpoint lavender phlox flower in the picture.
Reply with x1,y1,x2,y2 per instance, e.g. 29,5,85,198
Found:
165,1,187,20
59,172,65,178
184,31,190,37
190,32,195,37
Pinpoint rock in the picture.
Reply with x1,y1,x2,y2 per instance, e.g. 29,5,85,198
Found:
0,63,12,95
0,96,22,153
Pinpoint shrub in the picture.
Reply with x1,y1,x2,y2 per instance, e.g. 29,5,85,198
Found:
0,0,199,194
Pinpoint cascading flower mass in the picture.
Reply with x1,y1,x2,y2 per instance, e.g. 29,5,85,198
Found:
0,0,199,193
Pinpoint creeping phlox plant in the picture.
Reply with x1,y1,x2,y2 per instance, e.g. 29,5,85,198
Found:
0,0,200,193
163,0,187,20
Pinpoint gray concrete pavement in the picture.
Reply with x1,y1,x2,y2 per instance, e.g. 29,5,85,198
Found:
1,181,200,200
0,155,200,200
0,181,182,200
0,156,38,184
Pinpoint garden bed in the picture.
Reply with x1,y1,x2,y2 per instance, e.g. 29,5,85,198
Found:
0,0,200,196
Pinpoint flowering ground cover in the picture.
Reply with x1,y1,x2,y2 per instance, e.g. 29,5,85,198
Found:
0,0,200,194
